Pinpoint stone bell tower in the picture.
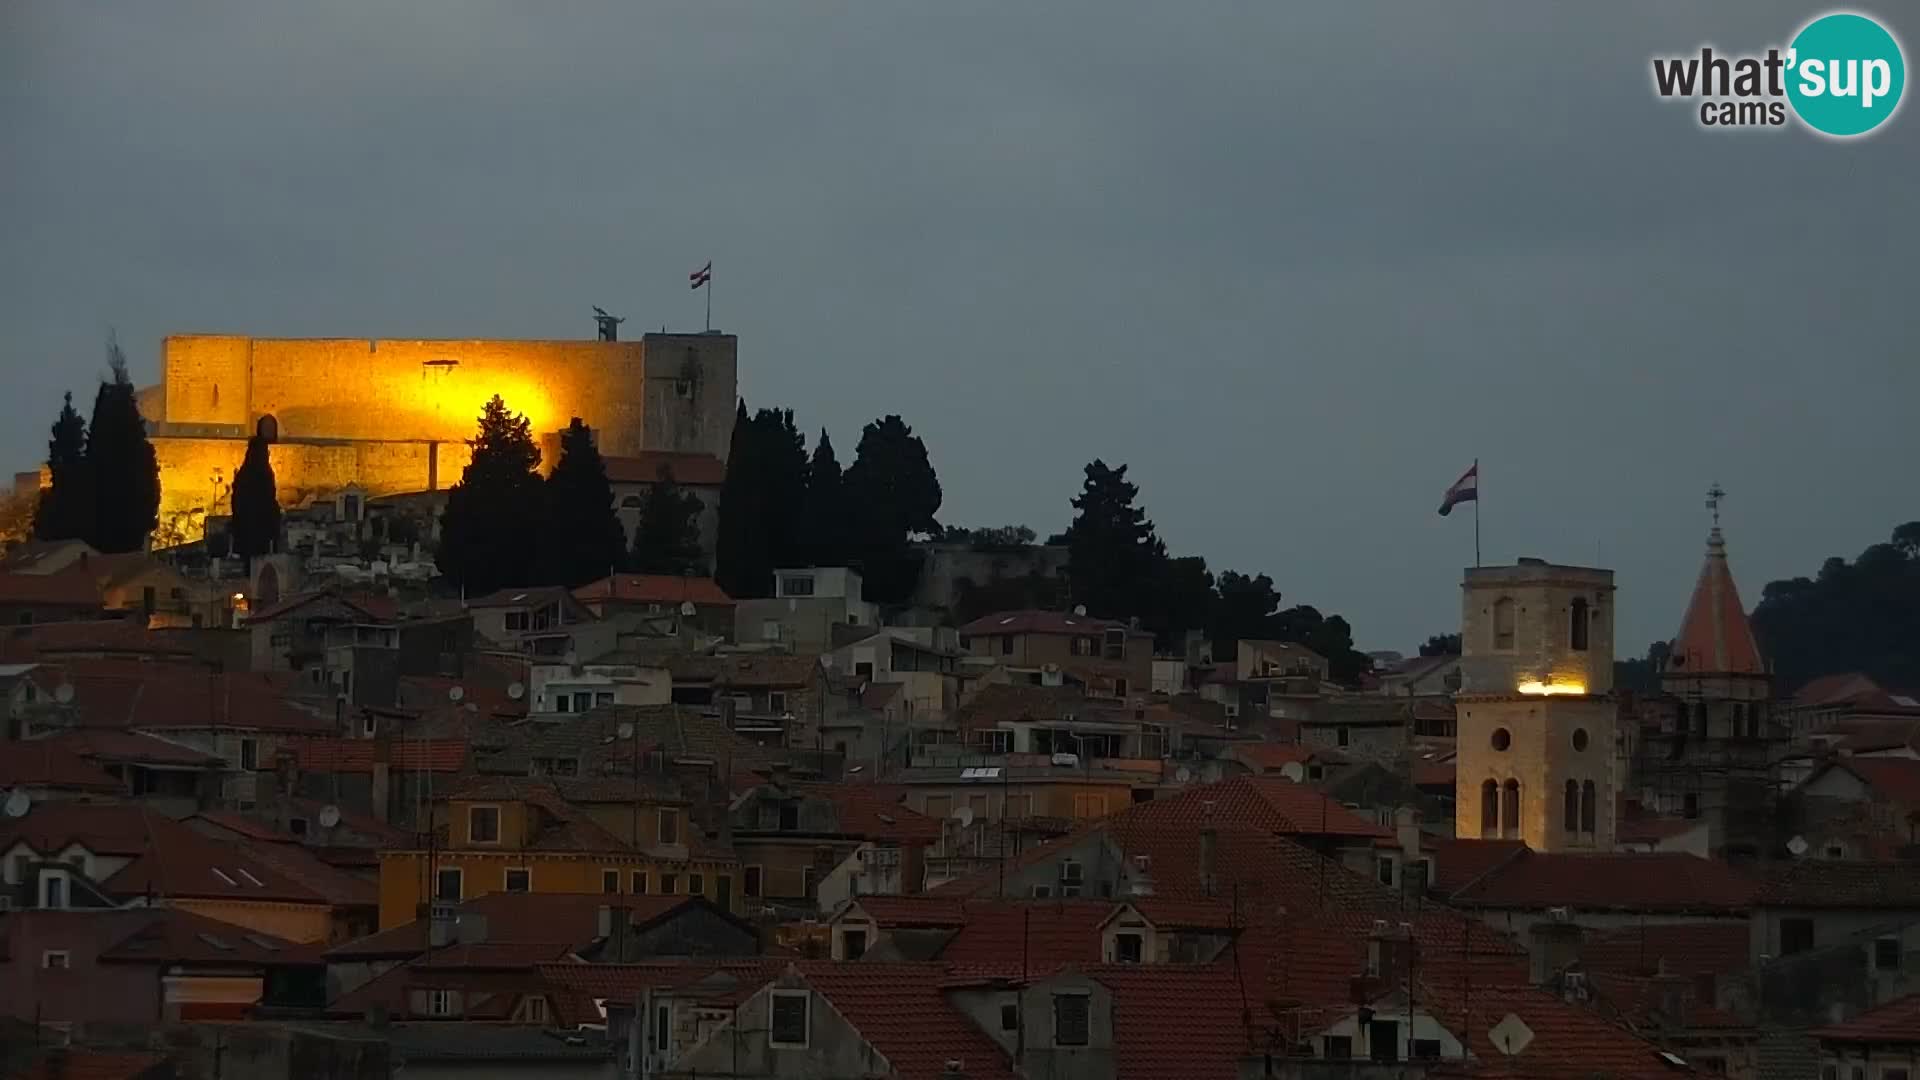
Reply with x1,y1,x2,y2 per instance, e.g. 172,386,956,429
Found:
1453,558,1618,851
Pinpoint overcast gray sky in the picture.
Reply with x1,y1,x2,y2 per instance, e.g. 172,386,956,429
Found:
4,2,1915,654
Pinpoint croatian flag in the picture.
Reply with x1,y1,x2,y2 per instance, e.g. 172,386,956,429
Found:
1438,463,1478,516
690,261,712,290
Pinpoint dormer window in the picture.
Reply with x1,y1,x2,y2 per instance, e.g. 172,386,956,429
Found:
1103,629,1125,660
769,990,810,1047
1053,993,1090,1047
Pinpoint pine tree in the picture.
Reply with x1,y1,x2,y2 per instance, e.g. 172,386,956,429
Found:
632,465,706,575
843,415,942,604
33,392,94,542
229,434,281,560
1062,459,1165,619
714,404,808,598
436,395,543,595
714,400,759,596
797,429,846,566
535,418,626,587
85,337,161,552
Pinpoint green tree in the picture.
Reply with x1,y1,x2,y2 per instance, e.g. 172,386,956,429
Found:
437,395,543,595
797,429,846,566
844,415,942,604
714,404,808,598
85,337,161,552
1613,640,1672,694
632,465,706,574
229,434,281,560
33,392,93,542
1210,570,1282,658
1753,522,1920,691
1419,633,1461,657
1062,460,1164,620
536,418,626,586
1144,554,1215,654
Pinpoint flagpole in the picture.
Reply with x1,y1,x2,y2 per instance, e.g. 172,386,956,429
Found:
1473,458,1481,567
705,264,713,333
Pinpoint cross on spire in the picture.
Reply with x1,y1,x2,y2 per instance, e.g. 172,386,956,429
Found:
1705,482,1726,529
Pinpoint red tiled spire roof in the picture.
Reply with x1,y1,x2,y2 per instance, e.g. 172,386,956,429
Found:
1667,527,1766,677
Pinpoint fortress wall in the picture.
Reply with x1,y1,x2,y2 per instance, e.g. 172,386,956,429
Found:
163,335,252,427
640,333,739,461
154,437,472,538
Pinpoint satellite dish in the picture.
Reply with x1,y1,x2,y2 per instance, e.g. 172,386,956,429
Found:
3,790,31,819
617,722,635,740
1279,761,1306,783
318,805,342,829
1787,835,1809,856
448,686,465,703
1072,605,1087,617
507,682,526,701
1175,766,1192,784
680,601,697,617
847,765,864,774
951,806,976,828
54,683,75,705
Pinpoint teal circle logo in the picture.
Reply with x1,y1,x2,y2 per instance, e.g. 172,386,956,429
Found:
1787,12,1905,137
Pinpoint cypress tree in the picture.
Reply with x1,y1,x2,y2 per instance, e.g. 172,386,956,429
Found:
797,429,846,566
632,465,706,575
536,418,626,587
436,395,543,595
715,400,765,597
85,337,161,553
33,392,94,542
229,434,281,560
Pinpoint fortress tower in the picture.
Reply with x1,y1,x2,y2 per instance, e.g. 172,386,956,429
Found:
135,331,737,539
1453,558,1618,851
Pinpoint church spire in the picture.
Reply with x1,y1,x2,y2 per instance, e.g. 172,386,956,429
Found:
1668,483,1766,676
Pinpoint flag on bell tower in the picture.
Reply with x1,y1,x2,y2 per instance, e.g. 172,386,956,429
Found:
1438,463,1478,516
690,261,712,289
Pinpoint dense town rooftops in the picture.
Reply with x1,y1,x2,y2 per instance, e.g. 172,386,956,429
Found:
1447,850,1758,913
572,572,734,607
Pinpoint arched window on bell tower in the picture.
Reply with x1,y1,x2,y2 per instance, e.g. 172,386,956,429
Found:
1564,781,1579,834
1481,780,1499,839
1570,598,1590,651
1580,781,1597,835
1501,780,1521,840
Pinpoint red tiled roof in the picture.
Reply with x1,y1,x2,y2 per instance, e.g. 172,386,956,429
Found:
244,588,399,624
603,450,727,487
0,801,327,904
0,563,103,607
1833,757,1920,807
10,1051,170,1080
1666,529,1765,676
796,962,1018,1080
957,609,1137,637
1583,969,1747,1030
1614,811,1704,845
0,619,203,662
1227,742,1317,772
1451,850,1757,913
47,660,335,734
573,573,734,607
327,892,694,960
0,739,122,791
1413,759,1457,789
465,584,581,610
1425,984,1692,1080
1126,775,1391,840
935,900,1114,972
1579,921,1751,978
1795,672,1882,708
1425,837,1528,894
40,728,224,767
842,895,971,929
1812,991,1920,1042
95,905,321,966
1093,965,1255,1079
288,737,468,773
798,782,942,844
1756,858,1920,909
327,952,590,1022
534,958,785,1004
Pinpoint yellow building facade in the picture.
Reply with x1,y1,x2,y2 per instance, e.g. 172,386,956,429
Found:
1453,559,1619,852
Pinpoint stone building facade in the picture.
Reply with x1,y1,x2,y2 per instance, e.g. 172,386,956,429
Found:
1453,559,1619,852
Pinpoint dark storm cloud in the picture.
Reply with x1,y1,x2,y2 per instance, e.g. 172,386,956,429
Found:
3,1,1915,652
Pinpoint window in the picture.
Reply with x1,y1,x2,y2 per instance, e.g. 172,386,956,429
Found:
1052,993,1090,1047
435,867,462,902
999,635,1013,655
661,873,678,895
602,869,620,894
239,739,258,770
519,996,549,1024
468,806,501,844
427,989,456,1017
504,868,531,893
1580,780,1597,834
1570,597,1590,650
42,950,70,969
1072,636,1094,656
854,661,875,679
1413,1039,1442,1060
761,619,782,642
1572,728,1589,752
1882,1069,1910,1080
781,575,815,597
1780,917,1815,955
1000,1002,1019,1031
1323,1035,1352,1059
42,874,66,909
1564,780,1580,834
1501,780,1520,840
658,809,680,845
974,729,1012,754
1683,793,1700,819
631,870,649,895
1031,884,1053,898
505,611,529,631
1481,780,1499,839
744,865,762,897
770,990,810,1047
289,817,309,837
1368,1020,1400,1063
1114,678,1127,698
778,803,800,831
1376,856,1397,886
1103,628,1125,660
653,1000,672,1052
688,873,705,897
1490,728,1511,751
1491,597,1516,650
842,929,868,960
1874,936,1901,971
716,875,732,909
1115,932,1143,963
769,691,787,713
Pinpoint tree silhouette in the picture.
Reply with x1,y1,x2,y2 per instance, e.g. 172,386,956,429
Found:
85,337,160,552
632,465,706,575
536,418,626,587
843,415,942,605
797,429,846,567
715,404,807,597
1063,460,1164,620
33,392,93,543
1752,522,1920,691
437,396,543,595
229,434,281,560
1420,633,1462,657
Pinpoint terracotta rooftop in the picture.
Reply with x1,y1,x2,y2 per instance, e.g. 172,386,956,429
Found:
1425,984,1696,1080
1449,850,1757,913
1812,991,1920,1042
1665,527,1765,677
1125,775,1392,840
328,892,696,960
1828,757,1920,807
795,781,943,844
1226,741,1318,772
245,587,399,624
45,660,334,734
957,609,1141,637
573,573,734,608
95,905,321,966
1755,858,1920,909
1425,837,1528,894
9,1050,171,1080
0,563,104,607
663,652,819,687
40,728,225,768
796,962,1018,1080
603,450,727,487
1795,672,1883,708
1579,921,1751,979
288,736,468,773
1583,969,1748,1031
0,738,122,791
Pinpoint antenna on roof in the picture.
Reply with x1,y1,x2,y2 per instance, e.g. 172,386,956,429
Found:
2,790,29,818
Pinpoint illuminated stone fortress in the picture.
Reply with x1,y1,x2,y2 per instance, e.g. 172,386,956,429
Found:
136,331,737,537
